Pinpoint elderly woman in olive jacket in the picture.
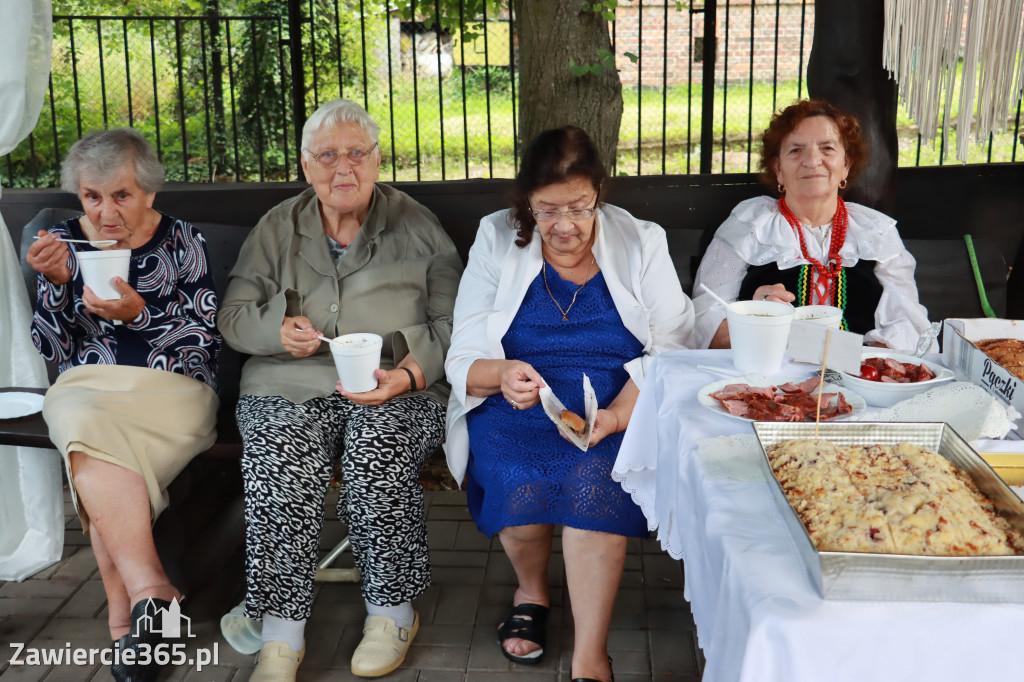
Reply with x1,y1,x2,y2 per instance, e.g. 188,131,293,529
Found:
218,98,462,681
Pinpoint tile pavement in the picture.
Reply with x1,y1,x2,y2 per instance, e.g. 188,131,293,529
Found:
1,489,703,681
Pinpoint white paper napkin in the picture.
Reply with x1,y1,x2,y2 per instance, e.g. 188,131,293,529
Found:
538,373,597,451
850,381,1021,440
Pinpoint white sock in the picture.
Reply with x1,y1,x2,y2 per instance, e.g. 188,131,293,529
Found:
365,600,415,629
261,615,306,653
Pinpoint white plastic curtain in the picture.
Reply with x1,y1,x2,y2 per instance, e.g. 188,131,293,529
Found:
0,0,62,582
1,0,52,382
883,0,1024,164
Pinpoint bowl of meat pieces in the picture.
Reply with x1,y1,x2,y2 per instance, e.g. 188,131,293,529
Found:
838,350,955,407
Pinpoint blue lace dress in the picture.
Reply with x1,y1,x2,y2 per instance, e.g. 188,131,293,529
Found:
465,266,648,537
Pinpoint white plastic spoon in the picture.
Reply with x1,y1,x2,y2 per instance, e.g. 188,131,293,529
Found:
296,326,336,345
702,282,795,308
699,282,731,308
34,236,118,248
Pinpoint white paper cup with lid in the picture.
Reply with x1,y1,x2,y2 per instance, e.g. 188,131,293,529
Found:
726,300,795,374
329,333,383,393
76,249,130,300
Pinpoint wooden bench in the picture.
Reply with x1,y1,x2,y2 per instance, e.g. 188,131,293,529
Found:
2,167,1021,613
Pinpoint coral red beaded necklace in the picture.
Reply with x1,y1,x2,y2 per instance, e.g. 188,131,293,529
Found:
778,196,848,304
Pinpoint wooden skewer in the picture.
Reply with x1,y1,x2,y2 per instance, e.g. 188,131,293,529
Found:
814,328,832,440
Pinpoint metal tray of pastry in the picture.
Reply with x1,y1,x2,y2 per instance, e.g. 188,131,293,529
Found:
751,421,1024,602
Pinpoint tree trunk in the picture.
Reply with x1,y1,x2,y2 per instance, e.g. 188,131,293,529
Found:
513,0,623,169
204,0,228,178
808,0,897,215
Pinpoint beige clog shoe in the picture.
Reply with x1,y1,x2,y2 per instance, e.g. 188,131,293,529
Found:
250,641,305,682
350,612,419,677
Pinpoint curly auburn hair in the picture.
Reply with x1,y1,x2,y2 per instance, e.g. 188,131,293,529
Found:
757,99,868,194
509,126,607,247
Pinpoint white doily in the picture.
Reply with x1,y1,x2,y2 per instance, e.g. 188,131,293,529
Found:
697,434,771,482
850,381,1021,441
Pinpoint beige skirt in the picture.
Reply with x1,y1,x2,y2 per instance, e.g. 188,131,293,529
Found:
43,365,219,532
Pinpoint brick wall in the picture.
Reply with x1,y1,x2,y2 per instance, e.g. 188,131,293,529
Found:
614,0,815,87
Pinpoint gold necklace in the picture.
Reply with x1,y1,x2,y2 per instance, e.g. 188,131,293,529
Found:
541,257,596,322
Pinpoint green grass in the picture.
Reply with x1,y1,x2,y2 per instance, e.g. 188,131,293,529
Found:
365,73,1021,180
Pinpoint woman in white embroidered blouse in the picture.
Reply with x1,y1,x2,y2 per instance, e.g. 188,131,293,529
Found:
692,99,933,351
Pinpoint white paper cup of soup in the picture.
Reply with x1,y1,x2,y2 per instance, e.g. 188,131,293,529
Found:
77,249,131,300
793,305,844,329
726,300,795,374
329,333,383,393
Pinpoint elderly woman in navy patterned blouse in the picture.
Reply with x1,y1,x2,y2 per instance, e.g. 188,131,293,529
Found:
26,128,221,682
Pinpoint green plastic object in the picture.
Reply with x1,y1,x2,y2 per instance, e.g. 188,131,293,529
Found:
964,234,997,318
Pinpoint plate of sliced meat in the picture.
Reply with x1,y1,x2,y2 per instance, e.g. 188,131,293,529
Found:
697,375,866,423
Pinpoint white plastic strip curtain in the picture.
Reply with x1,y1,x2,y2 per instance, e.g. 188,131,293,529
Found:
0,0,61,583
883,0,1024,163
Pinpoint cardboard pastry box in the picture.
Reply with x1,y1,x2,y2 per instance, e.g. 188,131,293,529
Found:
942,318,1023,416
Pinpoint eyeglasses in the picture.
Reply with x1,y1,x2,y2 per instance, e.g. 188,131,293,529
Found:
529,202,599,223
304,142,379,168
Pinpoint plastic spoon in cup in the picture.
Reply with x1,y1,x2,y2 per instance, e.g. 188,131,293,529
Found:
699,283,731,308
702,282,794,308
296,326,335,346
34,236,118,248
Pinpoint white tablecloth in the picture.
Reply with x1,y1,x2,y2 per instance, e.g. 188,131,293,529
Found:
613,349,1024,682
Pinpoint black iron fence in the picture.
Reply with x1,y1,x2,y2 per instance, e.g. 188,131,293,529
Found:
4,0,1022,189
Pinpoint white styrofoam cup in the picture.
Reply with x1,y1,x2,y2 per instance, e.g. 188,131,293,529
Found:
329,333,383,393
77,249,130,300
727,300,796,374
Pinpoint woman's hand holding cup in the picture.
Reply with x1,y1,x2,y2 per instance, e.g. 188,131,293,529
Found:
82,278,145,322
336,367,405,406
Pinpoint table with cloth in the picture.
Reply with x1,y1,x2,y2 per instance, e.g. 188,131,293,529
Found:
612,349,1024,682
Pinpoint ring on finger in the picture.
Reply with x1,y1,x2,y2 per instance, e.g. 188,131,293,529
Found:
761,294,770,301
506,397,520,410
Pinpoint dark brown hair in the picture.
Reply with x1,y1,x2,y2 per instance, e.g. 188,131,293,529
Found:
758,99,868,194
510,126,608,247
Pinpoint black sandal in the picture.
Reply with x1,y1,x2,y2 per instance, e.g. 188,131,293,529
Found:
110,598,171,682
496,602,549,665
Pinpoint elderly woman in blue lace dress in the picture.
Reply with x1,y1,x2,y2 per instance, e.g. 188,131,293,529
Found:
27,128,220,682
445,126,694,682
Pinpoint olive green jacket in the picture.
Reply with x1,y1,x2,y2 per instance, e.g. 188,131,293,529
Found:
219,184,463,405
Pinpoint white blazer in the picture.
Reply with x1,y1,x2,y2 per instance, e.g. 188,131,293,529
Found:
443,204,695,485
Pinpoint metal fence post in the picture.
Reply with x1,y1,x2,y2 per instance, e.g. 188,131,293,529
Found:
699,0,717,174
288,0,306,177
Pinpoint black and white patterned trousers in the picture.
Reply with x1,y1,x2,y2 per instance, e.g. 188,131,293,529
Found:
236,392,446,621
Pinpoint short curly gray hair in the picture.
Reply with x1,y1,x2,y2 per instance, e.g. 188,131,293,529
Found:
60,128,165,195
301,98,381,155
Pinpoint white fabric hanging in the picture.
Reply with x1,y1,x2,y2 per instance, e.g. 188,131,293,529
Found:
1,0,52,383
0,0,62,583
883,0,1024,164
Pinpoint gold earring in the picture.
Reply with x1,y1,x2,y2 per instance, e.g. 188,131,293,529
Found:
839,179,848,189
777,184,785,194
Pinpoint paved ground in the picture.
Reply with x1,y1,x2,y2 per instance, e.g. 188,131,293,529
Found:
1,489,703,681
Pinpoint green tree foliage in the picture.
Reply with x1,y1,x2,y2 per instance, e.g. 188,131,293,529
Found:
6,0,381,185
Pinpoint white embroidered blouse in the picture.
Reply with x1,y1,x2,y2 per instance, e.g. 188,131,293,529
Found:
692,196,934,352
